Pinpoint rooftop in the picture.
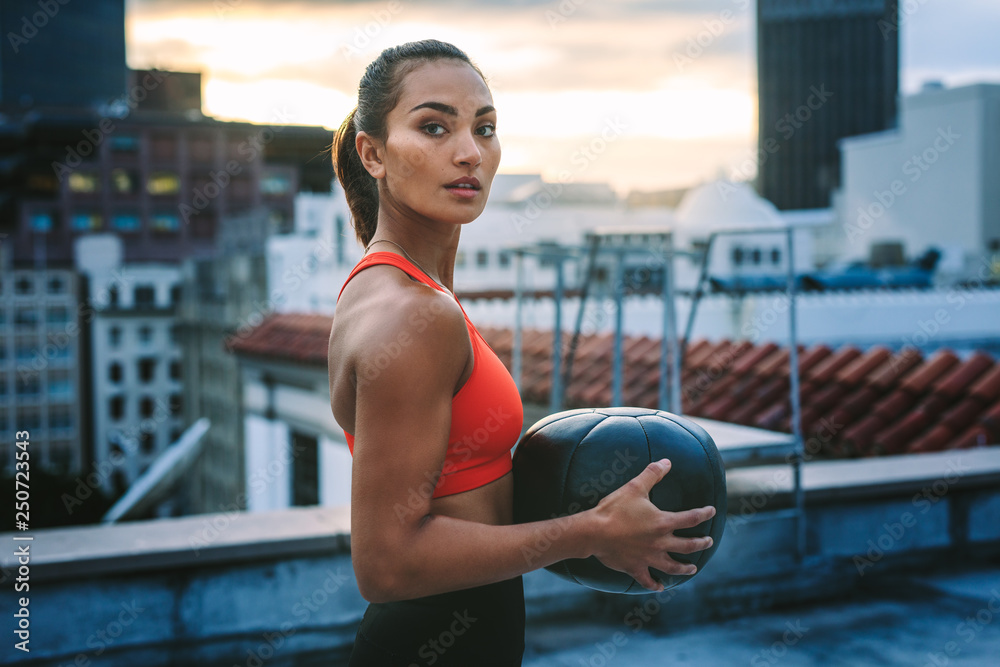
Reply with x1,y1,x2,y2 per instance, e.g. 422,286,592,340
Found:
228,313,1000,459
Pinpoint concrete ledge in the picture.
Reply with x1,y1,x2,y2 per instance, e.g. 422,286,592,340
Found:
0,505,351,584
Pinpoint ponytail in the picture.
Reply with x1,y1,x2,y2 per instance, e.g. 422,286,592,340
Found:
333,108,379,247
332,39,486,248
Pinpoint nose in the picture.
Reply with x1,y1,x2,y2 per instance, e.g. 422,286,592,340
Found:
453,129,482,168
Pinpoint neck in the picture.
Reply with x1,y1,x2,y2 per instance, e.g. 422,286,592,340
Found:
369,209,460,292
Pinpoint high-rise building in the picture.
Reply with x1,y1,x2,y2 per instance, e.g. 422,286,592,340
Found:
756,0,899,210
0,0,126,111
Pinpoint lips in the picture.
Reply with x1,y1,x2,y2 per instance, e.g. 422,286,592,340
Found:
445,176,481,190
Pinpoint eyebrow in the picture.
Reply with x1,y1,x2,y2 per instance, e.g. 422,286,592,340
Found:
409,101,496,117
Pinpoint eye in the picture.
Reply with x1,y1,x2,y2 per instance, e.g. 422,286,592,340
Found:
477,124,496,137
421,123,446,136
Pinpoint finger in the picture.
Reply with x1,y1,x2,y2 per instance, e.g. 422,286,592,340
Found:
632,568,664,592
664,535,714,555
657,558,698,576
629,458,672,496
666,505,717,529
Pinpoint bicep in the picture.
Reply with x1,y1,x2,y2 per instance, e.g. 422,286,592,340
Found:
349,302,469,553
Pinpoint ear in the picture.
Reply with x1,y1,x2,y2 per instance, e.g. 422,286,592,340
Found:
356,131,386,180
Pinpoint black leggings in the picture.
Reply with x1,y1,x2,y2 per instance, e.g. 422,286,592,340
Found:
348,575,525,666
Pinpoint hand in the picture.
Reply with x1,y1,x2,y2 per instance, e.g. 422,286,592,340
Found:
589,458,717,592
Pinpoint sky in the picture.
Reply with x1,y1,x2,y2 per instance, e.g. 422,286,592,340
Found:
125,0,1000,195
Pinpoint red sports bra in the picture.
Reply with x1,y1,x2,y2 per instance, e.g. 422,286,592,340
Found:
337,251,524,498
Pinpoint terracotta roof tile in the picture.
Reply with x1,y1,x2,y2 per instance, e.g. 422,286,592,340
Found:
968,363,1000,403
932,351,995,397
806,346,862,383
898,349,961,394
835,346,893,386
232,312,1000,460
867,347,923,389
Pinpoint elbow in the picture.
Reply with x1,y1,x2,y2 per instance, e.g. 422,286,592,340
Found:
353,554,408,603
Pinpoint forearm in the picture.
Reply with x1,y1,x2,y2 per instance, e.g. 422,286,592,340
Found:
363,510,600,602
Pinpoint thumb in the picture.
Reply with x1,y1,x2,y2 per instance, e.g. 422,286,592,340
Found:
630,458,671,496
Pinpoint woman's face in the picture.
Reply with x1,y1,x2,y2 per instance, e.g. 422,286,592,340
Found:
361,59,500,228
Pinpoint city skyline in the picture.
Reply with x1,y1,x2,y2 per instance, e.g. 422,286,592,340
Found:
125,0,1000,195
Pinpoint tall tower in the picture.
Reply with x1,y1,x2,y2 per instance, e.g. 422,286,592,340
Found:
756,0,899,210
0,0,126,111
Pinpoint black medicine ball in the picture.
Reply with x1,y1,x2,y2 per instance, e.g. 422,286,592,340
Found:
512,407,726,594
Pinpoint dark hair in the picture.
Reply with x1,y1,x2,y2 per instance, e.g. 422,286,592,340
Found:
333,39,487,247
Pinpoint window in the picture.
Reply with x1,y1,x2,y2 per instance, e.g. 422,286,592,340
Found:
17,408,41,431
169,393,182,416
111,135,139,153
147,172,180,195
15,277,34,295
138,325,153,344
47,277,65,294
134,285,156,309
168,324,180,344
109,325,122,347
15,307,37,326
71,213,102,231
169,360,182,381
112,213,141,232
455,251,467,268
498,251,511,268
109,362,123,383
151,212,180,232
110,168,138,194
476,250,489,268
261,172,292,195
29,212,54,232
140,431,155,455
140,396,155,418
138,358,157,383
16,375,40,396
46,306,69,324
48,370,71,396
109,396,125,420
771,248,781,265
170,285,182,306
732,247,744,266
68,172,100,194
50,407,72,430
291,431,320,506
751,248,762,265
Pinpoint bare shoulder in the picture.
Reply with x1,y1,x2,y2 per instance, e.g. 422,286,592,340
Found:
332,264,470,395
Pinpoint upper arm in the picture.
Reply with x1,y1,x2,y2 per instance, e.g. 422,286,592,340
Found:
347,288,470,584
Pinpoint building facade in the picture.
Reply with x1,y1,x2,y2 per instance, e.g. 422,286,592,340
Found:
756,0,899,210
0,260,85,475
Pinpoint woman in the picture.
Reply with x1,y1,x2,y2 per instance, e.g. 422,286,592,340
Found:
328,39,716,666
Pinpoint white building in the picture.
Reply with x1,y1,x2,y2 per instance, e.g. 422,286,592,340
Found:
837,82,1000,280
75,235,185,501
